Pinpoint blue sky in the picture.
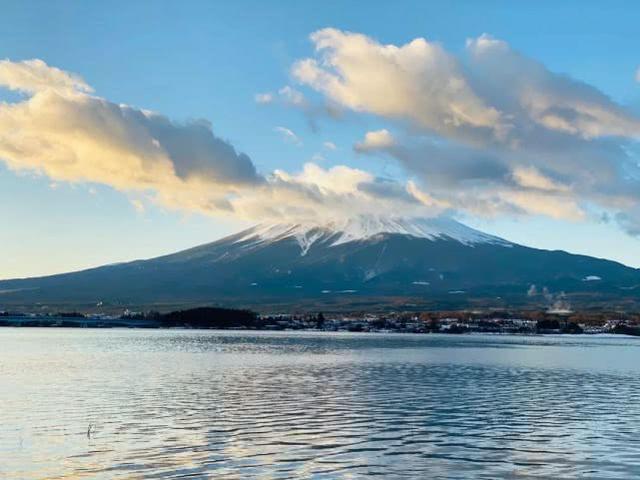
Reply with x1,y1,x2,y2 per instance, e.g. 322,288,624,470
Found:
1,0,640,279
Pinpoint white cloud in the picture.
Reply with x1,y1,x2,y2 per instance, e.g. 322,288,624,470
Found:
256,84,342,131
0,60,258,216
293,28,508,142
466,34,640,140
5,51,640,237
323,141,337,150
497,190,584,220
291,29,640,235
0,58,92,95
278,86,306,107
0,61,263,216
255,86,308,108
0,59,439,225
354,129,395,152
274,126,302,146
511,166,570,193
231,163,441,222
254,92,274,104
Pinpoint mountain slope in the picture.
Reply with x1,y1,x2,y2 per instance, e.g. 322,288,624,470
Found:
1,216,639,310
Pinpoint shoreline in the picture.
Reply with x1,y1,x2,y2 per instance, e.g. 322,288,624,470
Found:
3,305,640,336
1,321,638,337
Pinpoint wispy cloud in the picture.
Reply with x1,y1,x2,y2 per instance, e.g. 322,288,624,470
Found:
254,92,274,104
255,84,343,131
131,199,146,214
274,126,302,146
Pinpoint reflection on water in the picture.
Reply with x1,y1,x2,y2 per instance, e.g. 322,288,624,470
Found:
2,329,640,479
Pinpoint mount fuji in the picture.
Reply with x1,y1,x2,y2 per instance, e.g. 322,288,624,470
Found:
1,216,639,311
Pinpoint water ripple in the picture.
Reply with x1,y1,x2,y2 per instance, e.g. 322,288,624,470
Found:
1,330,640,478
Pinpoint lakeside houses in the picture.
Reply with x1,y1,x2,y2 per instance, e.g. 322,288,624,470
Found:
2,308,640,335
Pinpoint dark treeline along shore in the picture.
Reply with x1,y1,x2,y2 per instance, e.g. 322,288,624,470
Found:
2,306,640,336
0,307,257,329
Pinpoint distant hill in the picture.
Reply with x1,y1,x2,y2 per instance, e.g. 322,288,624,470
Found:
1,216,639,312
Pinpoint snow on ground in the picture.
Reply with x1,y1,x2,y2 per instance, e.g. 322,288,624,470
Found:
582,275,602,281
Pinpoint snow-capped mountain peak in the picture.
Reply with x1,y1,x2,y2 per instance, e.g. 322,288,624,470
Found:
4,214,638,310
234,215,509,255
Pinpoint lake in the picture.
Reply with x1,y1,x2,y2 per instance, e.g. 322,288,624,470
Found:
1,329,640,479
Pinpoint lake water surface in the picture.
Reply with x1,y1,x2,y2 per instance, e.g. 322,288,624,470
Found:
2,329,640,479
